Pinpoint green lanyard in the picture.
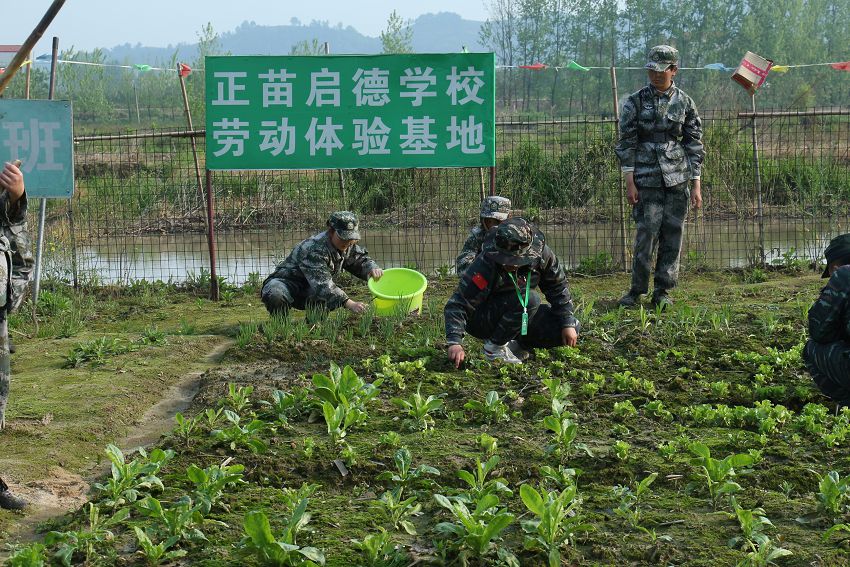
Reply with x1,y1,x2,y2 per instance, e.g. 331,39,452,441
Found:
507,272,531,336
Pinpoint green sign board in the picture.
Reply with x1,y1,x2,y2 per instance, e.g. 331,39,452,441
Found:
205,53,495,170
0,99,75,198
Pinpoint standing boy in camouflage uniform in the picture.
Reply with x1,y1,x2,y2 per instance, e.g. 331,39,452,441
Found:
445,218,579,366
456,196,511,276
616,45,705,309
0,161,34,510
261,211,383,317
804,234,850,405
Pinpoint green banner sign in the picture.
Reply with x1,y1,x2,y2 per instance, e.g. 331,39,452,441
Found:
205,53,495,170
0,99,75,198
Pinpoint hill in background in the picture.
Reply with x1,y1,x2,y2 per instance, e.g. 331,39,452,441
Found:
104,12,486,64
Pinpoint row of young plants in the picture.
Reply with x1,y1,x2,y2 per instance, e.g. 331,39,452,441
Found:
8,347,850,566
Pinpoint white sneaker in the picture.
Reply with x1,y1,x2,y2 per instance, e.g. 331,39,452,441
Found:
506,340,531,361
483,340,523,364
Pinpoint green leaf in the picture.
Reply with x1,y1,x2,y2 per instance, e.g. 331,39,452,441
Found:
689,442,711,458
298,546,326,564
244,510,276,546
482,512,514,544
187,464,207,484
520,484,544,517
434,494,454,510
400,519,418,535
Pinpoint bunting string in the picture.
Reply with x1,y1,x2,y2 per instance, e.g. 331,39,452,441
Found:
498,60,850,73
7,55,849,77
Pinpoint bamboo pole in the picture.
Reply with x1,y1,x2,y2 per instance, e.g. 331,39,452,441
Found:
610,65,628,271
0,0,67,95
750,93,766,265
32,37,59,304
205,170,219,301
177,63,208,232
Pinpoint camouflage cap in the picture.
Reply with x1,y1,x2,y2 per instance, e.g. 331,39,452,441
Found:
822,233,850,277
328,211,361,241
645,45,679,72
480,196,512,221
483,217,543,266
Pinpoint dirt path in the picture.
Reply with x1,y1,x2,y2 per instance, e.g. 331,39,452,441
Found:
0,339,235,549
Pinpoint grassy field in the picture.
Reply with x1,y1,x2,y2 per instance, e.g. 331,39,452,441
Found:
1,268,848,566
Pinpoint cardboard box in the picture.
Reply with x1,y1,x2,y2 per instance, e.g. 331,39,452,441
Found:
732,51,774,94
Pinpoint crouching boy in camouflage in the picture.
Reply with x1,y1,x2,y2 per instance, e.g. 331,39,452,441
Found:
0,161,34,510
804,234,850,405
261,211,383,317
616,45,704,309
444,218,579,366
456,196,511,276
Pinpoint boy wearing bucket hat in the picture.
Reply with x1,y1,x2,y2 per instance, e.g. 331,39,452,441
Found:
261,211,383,317
616,45,704,310
456,196,512,276
804,234,850,405
444,217,579,366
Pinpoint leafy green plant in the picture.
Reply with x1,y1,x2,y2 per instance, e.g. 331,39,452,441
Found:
371,490,422,535
45,504,130,567
391,383,444,431
204,407,224,428
478,433,499,457
613,473,658,531
133,527,187,566
520,483,593,566
456,455,512,500
211,409,268,453
237,504,325,566
93,444,173,509
5,543,48,567
379,431,401,447
136,496,211,544
64,336,137,367
173,412,198,445
540,466,580,490
814,470,850,518
736,538,792,567
314,363,382,441
464,390,510,424
434,492,517,565
312,362,383,412
543,415,591,457
689,442,754,509
727,497,774,552
376,447,440,496
259,388,307,427
352,528,408,567
225,382,255,414
613,400,637,420
612,440,631,461
187,461,246,515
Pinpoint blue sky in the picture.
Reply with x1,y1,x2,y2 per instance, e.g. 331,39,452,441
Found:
15,1,489,54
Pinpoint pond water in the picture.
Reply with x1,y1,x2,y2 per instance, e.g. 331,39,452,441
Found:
59,218,834,285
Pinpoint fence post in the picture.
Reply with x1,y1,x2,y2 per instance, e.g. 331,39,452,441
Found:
32,36,59,305
205,169,219,301
609,65,628,271
478,168,486,201
489,166,495,197
750,94,766,265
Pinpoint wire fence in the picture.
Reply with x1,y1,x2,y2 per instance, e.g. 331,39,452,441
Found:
34,106,850,287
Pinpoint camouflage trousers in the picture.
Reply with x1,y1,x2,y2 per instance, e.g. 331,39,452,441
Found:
0,248,13,429
629,184,690,295
804,339,850,405
261,278,333,320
